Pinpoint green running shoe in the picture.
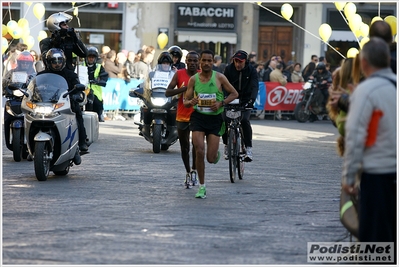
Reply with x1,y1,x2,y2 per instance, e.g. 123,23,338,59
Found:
213,151,220,164
195,186,206,199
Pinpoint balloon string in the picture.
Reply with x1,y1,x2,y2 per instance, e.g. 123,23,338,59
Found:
255,3,346,59
23,3,32,19
27,2,92,31
338,10,361,47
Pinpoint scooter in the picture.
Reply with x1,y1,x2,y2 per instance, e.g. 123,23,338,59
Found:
129,86,178,153
3,71,34,162
21,73,93,181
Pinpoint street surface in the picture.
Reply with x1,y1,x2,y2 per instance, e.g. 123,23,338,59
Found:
2,117,352,265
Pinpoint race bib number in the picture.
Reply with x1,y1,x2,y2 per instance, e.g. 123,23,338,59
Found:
12,72,28,83
197,93,216,112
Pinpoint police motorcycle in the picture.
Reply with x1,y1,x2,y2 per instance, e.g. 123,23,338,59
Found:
129,52,178,153
3,51,36,162
20,72,89,181
294,64,331,123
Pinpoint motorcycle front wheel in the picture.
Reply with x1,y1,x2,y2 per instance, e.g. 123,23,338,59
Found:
152,124,162,153
34,142,52,181
12,128,23,162
294,101,310,123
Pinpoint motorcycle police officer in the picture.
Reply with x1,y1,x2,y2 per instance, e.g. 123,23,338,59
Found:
168,46,186,70
40,12,87,71
38,48,88,154
83,47,108,122
309,62,332,108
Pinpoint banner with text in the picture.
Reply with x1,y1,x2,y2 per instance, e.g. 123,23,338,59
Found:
263,82,305,111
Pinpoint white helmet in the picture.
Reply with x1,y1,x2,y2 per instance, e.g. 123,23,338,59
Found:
46,12,73,33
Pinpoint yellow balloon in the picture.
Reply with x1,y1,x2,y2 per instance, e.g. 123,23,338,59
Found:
335,2,346,11
18,18,30,30
37,30,48,42
319,23,332,42
348,13,362,32
6,20,18,34
25,2,32,6
73,7,79,16
33,3,45,21
157,33,168,50
72,2,76,6
360,23,369,38
347,47,359,58
257,2,262,5
22,27,30,39
23,35,35,50
384,15,397,36
2,37,8,54
371,16,383,25
10,26,23,39
2,24,8,36
359,37,369,49
281,3,293,20
344,2,356,19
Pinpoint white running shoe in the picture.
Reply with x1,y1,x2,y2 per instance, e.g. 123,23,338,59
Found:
224,145,229,160
245,146,253,161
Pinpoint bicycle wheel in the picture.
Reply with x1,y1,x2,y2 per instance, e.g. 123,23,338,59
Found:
237,127,245,180
228,127,237,183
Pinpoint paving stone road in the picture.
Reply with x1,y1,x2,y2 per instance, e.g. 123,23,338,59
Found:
2,117,352,265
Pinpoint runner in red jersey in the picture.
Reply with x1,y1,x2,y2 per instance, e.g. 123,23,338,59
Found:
165,51,200,188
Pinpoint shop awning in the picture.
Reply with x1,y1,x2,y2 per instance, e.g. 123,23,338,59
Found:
177,31,237,44
329,30,358,42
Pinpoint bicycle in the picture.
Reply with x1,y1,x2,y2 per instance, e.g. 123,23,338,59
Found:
224,99,251,183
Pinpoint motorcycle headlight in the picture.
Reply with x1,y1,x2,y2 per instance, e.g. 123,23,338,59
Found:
13,90,24,97
32,104,59,118
303,82,312,90
151,97,168,106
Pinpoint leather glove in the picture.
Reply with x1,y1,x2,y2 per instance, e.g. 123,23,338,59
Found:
67,28,78,41
244,99,254,109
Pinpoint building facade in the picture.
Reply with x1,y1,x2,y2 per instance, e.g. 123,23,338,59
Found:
3,2,397,70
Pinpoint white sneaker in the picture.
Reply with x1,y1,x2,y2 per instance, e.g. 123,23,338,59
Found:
224,145,229,160
184,173,192,189
245,146,253,161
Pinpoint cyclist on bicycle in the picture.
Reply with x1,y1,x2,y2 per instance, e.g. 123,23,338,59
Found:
223,50,259,161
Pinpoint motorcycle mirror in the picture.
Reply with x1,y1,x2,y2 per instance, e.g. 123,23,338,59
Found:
75,84,86,92
8,83,21,90
129,87,144,98
97,81,106,87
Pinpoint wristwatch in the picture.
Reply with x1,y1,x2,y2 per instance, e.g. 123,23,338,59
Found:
221,100,225,106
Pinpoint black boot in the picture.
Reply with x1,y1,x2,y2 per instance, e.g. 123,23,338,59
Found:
73,150,82,165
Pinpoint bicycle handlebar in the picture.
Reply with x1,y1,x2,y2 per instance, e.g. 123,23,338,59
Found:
224,104,252,111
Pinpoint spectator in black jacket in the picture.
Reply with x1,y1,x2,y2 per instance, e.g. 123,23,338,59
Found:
223,50,259,161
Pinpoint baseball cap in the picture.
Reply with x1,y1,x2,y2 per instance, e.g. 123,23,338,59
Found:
233,50,248,62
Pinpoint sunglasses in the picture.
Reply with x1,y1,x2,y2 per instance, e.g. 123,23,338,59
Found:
51,58,64,65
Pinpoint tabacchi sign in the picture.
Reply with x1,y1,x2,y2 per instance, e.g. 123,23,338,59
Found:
176,4,236,31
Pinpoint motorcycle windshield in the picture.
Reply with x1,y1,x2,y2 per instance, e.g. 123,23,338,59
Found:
27,73,69,103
